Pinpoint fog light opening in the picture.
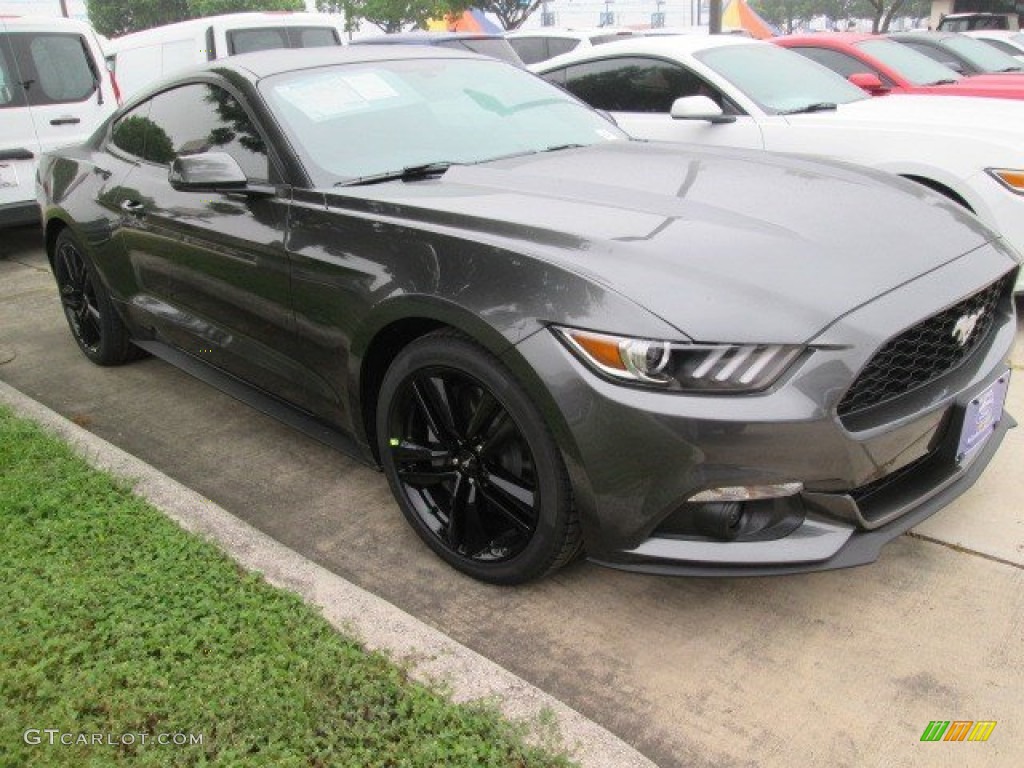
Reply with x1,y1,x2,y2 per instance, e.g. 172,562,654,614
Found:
692,502,745,541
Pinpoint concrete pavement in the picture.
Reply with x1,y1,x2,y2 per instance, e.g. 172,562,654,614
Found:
2,224,1022,767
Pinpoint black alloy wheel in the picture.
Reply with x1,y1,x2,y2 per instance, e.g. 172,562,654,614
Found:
53,229,141,366
378,333,580,584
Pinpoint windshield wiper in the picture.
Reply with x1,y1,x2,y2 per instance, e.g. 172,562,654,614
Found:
335,162,457,187
927,79,959,85
997,66,1024,73
542,143,587,153
780,102,838,115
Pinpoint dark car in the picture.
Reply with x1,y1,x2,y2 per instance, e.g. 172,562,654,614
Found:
888,30,1024,74
349,31,523,66
37,46,1018,584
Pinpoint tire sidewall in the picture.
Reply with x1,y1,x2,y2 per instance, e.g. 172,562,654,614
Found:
54,229,124,365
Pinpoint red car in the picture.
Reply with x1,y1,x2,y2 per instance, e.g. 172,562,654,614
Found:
776,33,1024,100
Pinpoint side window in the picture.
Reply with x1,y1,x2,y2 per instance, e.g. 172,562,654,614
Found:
547,38,580,58
291,28,340,47
507,37,549,65
8,32,97,106
146,83,270,181
110,101,156,160
228,28,288,55
562,57,737,114
0,35,28,108
795,47,877,78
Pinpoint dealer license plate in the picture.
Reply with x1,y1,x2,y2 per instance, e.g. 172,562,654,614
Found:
0,162,18,189
957,370,1010,465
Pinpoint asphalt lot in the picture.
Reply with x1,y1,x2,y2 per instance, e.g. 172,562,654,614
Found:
3,224,1022,767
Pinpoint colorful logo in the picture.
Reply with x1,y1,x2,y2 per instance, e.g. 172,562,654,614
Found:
920,721,996,742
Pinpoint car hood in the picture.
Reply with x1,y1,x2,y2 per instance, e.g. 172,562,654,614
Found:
812,94,1024,143
323,141,999,343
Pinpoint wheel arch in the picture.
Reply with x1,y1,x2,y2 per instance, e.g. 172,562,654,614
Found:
351,296,542,464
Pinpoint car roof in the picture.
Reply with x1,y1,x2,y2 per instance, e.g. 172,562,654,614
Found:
537,32,756,65
888,31,956,41
353,31,506,43
0,14,97,33
206,44,484,79
779,32,877,45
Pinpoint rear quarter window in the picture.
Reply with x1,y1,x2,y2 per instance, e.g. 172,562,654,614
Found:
0,35,28,108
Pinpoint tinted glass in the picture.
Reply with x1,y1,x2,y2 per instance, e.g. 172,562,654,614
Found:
110,101,154,159
261,58,626,184
944,34,1024,70
979,37,1022,54
507,37,549,65
560,56,737,114
7,32,96,106
796,47,877,78
857,39,963,84
228,26,340,55
0,35,27,108
436,38,523,66
138,84,270,179
696,43,867,113
547,38,579,57
900,41,961,67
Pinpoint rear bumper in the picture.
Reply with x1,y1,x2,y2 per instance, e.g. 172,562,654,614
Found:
0,201,41,229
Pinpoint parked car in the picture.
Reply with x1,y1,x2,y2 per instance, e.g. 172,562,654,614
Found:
505,27,637,65
350,32,523,66
534,35,1024,293
888,30,1024,74
0,15,117,228
105,13,344,100
38,46,1017,582
965,29,1024,62
937,12,1019,32
776,33,1024,99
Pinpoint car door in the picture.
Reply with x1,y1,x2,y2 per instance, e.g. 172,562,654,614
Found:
0,25,39,222
111,81,307,406
7,22,114,157
543,55,765,149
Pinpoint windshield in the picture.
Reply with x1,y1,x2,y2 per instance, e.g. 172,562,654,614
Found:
944,34,1024,71
696,43,868,114
857,38,962,85
261,58,625,185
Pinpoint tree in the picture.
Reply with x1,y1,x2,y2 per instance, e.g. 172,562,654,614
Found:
750,0,816,33
89,0,303,38
320,0,471,33
478,0,540,30
89,0,191,38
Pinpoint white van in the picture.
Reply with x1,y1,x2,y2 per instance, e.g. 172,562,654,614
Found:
0,16,116,228
106,13,346,101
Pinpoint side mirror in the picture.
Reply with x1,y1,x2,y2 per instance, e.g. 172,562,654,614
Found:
169,152,247,192
670,95,736,124
848,72,890,95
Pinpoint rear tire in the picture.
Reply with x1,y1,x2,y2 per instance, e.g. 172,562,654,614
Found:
377,332,581,584
53,229,141,366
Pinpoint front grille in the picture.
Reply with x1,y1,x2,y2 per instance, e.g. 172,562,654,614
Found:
837,274,1009,418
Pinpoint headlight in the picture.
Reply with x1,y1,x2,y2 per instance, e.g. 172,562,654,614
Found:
553,326,804,392
986,168,1024,195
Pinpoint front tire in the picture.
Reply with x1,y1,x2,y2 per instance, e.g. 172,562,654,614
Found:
53,229,141,366
377,332,580,584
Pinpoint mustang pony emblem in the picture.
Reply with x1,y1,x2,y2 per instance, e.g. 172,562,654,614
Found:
952,311,983,347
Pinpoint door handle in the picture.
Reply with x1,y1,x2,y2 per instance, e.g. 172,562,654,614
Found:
50,116,81,126
120,200,145,215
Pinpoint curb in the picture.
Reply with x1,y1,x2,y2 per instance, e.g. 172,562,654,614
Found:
0,378,657,768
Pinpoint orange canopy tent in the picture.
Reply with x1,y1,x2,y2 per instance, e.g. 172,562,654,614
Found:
722,0,777,40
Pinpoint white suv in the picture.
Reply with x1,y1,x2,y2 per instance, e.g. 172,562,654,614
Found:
506,28,637,65
0,16,116,228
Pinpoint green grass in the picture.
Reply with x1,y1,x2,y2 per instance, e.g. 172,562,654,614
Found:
0,407,574,768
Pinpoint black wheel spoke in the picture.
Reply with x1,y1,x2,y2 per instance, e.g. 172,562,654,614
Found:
392,439,451,465
464,390,500,444
398,466,458,488
481,473,536,533
446,475,469,549
412,377,461,446
477,411,512,458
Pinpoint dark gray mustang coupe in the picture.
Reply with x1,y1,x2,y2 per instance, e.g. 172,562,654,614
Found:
38,46,1018,583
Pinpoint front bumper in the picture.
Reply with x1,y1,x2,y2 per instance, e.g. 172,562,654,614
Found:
509,251,1017,576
